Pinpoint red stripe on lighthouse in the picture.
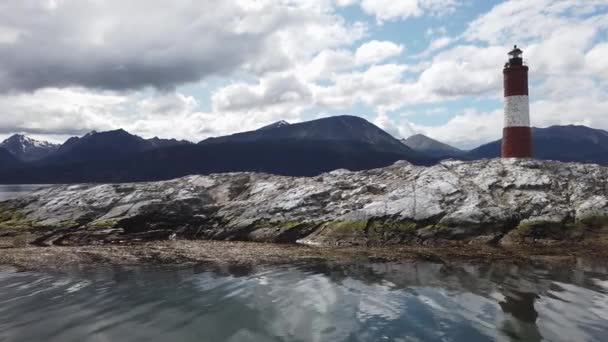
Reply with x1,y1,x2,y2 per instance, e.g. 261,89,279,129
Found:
502,127,532,158
503,65,528,97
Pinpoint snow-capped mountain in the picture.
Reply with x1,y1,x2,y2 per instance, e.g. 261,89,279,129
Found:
257,120,290,130
0,134,60,162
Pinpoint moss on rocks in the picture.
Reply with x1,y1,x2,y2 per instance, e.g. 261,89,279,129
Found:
323,219,368,237
512,219,596,241
242,219,320,243
89,219,120,228
316,218,426,244
577,215,608,229
368,219,418,233
0,204,34,228
515,220,574,239
515,220,553,236
54,220,82,229
427,224,449,231
514,216,608,240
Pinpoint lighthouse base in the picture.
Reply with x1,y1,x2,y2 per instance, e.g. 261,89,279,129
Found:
502,127,532,158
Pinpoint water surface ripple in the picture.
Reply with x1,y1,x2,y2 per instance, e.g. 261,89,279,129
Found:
1,260,607,341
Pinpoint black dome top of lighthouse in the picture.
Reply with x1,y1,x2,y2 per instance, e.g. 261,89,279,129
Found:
508,45,523,57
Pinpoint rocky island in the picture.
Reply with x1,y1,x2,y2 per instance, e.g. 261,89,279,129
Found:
2,158,608,267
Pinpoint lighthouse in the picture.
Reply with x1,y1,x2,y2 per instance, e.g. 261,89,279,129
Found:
502,45,532,158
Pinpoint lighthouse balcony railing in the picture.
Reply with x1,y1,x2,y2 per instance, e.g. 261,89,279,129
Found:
505,58,528,68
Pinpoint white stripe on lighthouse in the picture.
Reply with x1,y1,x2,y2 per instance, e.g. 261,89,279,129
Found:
504,95,530,127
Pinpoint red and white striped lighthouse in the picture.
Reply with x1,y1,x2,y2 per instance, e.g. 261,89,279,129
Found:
502,45,532,158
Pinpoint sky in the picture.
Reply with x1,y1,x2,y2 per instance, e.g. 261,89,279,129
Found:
0,0,607,149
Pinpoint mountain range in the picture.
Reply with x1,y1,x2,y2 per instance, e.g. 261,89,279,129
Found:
468,125,608,164
401,134,465,159
1,116,608,184
44,129,192,165
0,115,433,183
202,115,411,155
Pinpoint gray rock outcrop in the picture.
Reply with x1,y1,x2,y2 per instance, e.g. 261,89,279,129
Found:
2,158,608,247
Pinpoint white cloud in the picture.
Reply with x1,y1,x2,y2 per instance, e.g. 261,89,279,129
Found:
0,88,122,136
0,0,367,92
413,36,453,58
365,106,506,149
314,64,420,111
346,0,461,23
394,93,608,149
212,74,312,113
0,87,222,143
464,1,608,81
531,96,608,129
297,40,404,81
373,112,416,139
427,37,452,52
409,108,503,149
585,43,608,78
299,49,355,81
465,0,608,45
355,40,404,65
312,43,507,114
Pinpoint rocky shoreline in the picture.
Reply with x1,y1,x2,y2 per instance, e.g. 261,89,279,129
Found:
2,240,608,271
1,158,608,257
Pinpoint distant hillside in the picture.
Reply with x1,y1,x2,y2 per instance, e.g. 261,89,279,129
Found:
0,134,59,162
202,115,413,155
43,130,191,165
0,116,434,183
401,134,464,159
468,125,608,165
148,137,193,149
0,140,433,184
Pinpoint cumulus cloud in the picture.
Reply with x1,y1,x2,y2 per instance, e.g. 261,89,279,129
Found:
0,0,365,93
297,39,405,82
21,86,310,143
414,36,453,58
212,74,312,113
314,64,417,111
0,88,121,135
343,0,461,23
0,87,214,142
0,1,262,92
373,112,416,139
585,43,608,78
355,40,405,65
412,109,504,149
465,0,608,45
311,43,506,113
299,49,355,81
418,45,505,96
